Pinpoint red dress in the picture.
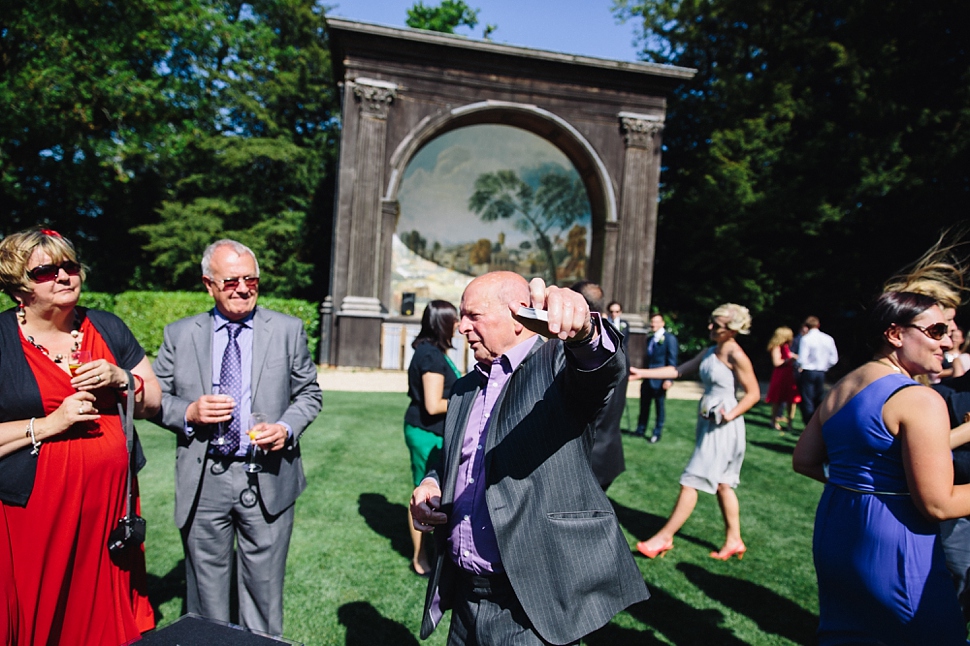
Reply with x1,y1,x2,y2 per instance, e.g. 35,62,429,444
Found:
765,343,801,405
1,318,154,645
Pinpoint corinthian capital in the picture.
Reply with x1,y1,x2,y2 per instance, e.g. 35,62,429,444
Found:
352,77,398,119
619,112,664,149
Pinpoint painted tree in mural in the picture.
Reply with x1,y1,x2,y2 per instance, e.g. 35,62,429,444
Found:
468,167,589,284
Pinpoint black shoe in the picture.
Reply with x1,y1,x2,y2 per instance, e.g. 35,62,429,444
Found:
633,425,646,437
648,434,661,444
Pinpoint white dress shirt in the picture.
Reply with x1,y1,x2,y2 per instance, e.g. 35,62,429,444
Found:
797,328,839,372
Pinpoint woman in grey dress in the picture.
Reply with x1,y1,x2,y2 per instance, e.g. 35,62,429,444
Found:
630,303,761,560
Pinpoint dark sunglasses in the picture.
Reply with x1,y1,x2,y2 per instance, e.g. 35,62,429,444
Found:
26,260,81,283
905,322,950,341
208,275,259,292
709,316,728,330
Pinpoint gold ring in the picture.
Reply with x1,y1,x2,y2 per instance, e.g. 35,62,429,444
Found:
79,405,84,415
96,375,102,383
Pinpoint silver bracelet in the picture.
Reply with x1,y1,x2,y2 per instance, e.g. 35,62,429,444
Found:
25,417,40,455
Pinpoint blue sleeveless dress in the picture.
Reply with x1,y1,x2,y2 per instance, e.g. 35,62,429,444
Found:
814,373,966,645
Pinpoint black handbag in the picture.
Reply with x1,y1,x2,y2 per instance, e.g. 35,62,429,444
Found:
108,370,147,553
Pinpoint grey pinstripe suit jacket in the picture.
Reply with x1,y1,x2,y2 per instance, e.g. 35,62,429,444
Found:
421,326,650,644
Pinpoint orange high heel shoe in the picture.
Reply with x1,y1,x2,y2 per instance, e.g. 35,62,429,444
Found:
710,542,746,561
636,539,674,559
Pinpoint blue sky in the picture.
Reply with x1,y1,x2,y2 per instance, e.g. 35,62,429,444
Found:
327,0,644,62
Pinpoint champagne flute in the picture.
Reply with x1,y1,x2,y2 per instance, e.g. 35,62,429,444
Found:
69,350,92,377
246,412,267,474
210,384,228,447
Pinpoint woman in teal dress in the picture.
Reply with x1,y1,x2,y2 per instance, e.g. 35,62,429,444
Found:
794,289,970,645
404,300,460,576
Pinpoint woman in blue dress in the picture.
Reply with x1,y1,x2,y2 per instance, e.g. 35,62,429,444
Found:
793,289,970,645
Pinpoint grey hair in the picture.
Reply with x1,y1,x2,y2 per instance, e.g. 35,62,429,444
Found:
201,239,260,277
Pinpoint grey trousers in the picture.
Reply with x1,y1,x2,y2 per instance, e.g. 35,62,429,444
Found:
940,516,970,621
181,459,295,636
447,572,577,646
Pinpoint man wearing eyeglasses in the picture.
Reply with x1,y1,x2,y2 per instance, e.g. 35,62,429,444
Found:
153,239,322,637
794,315,838,424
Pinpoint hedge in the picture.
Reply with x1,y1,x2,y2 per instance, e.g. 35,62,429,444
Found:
79,291,320,359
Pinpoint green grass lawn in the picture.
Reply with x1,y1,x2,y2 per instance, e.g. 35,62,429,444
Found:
138,392,823,645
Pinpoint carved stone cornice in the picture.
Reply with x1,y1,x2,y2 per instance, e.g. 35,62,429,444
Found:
352,77,398,119
619,112,664,149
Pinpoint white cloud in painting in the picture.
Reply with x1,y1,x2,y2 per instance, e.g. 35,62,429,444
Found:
397,124,589,247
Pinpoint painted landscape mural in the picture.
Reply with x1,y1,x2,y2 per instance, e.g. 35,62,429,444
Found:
392,124,592,315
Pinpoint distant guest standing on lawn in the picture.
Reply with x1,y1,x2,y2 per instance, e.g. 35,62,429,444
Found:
765,326,801,432
630,303,760,561
794,316,838,423
635,312,678,443
404,300,460,577
0,227,161,644
410,271,648,645
153,239,322,637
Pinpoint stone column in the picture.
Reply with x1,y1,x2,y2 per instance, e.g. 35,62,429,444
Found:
335,78,398,368
346,77,397,296
615,112,664,316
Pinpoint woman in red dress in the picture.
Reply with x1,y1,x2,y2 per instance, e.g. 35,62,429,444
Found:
765,326,801,432
0,228,161,645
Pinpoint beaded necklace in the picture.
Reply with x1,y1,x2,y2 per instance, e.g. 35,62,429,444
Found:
24,310,83,364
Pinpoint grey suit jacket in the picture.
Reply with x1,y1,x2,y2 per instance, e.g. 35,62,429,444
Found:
153,307,322,528
421,326,649,645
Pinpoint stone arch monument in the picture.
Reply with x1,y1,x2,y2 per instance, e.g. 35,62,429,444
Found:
325,18,695,367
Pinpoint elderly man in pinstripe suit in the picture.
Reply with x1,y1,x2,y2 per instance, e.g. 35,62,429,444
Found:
410,271,649,646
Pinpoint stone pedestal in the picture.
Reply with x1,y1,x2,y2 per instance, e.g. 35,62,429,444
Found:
335,296,385,368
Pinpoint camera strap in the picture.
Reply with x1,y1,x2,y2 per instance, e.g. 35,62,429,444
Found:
117,370,136,523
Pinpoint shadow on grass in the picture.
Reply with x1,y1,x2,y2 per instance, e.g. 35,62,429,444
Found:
610,499,718,552
585,586,748,646
678,562,818,644
338,601,420,646
146,559,186,623
358,493,411,561
750,440,797,455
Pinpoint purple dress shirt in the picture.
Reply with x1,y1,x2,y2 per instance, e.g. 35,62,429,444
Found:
447,315,616,575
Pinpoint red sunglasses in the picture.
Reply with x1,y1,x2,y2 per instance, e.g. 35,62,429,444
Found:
26,261,82,283
207,275,260,292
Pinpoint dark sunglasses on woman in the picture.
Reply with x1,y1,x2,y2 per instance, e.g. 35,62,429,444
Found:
905,322,950,341
27,261,82,283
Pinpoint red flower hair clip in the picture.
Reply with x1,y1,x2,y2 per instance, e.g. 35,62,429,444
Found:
40,229,61,238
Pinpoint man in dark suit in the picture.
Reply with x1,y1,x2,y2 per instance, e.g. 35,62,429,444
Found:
572,283,626,491
153,239,322,636
636,313,678,443
411,271,648,645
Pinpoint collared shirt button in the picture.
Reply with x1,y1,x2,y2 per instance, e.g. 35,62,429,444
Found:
463,550,470,557
468,477,474,484
464,515,470,521
477,444,483,450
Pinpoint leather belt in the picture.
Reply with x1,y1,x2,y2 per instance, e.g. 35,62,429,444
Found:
458,568,511,597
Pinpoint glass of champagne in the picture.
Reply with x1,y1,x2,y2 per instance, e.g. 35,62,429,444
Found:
210,385,228,447
69,350,92,377
246,412,267,474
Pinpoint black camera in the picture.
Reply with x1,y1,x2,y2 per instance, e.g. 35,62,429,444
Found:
108,514,147,554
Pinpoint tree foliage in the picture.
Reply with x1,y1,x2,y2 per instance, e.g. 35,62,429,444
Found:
1,0,338,298
613,0,970,356
468,166,589,284
406,0,479,34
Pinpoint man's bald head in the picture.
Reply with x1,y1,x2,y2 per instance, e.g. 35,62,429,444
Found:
459,271,534,363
